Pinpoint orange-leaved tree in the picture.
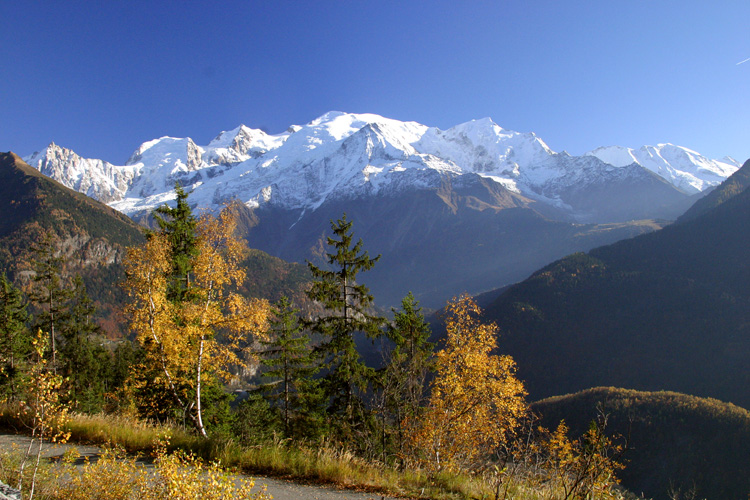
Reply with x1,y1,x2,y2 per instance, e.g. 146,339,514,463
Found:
545,417,625,499
15,329,71,500
407,294,527,472
124,203,269,437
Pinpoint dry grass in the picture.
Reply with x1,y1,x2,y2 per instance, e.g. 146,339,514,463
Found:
55,413,490,499
1,408,632,499
62,412,198,453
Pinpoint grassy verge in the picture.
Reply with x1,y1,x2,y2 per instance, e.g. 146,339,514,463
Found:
0,407,490,499
66,416,489,499
2,408,634,499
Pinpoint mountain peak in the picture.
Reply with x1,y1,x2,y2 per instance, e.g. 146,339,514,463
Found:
24,142,138,204
22,111,739,222
586,143,739,194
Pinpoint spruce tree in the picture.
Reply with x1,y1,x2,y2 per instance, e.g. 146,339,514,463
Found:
151,182,198,302
0,272,30,400
305,214,384,431
59,275,111,413
381,292,433,456
258,296,319,437
28,231,73,373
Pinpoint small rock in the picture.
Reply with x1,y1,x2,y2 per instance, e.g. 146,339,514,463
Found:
0,481,21,500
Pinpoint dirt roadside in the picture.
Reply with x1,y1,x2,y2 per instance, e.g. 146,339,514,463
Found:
0,434,405,500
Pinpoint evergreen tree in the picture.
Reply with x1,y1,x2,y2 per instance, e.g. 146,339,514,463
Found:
380,292,433,457
59,275,112,413
28,231,73,373
25,235,117,411
112,339,141,388
233,392,281,445
258,296,319,437
0,272,30,400
151,182,198,302
67,275,100,338
305,214,384,432
109,339,142,412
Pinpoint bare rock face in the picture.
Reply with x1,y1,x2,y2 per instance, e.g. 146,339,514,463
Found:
58,235,122,267
24,143,136,203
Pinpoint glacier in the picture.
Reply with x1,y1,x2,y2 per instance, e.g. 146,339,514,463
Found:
22,111,741,221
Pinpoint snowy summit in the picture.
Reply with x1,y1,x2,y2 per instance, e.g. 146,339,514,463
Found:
23,112,740,221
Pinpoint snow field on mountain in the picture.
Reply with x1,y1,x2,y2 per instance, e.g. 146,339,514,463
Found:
23,111,740,217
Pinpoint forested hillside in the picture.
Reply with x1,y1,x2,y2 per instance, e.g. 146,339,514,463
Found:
534,387,750,500
0,152,313,337
0,152,145,337
484,159,750,407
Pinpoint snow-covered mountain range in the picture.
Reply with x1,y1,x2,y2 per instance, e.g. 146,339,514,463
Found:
23,111,740,223
19,111,744,306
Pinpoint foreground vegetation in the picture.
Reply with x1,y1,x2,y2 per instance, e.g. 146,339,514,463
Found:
0,409,634,500
0,185,631,499
0,434,271,500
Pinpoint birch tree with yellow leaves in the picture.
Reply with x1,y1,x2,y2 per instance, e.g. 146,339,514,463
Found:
407,294,527,473
124,202,269,437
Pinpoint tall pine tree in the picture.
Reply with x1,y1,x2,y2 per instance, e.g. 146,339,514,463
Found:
28,231,73,373
380,292,434,458
258,296,319,437
151,182,198,302
0,272,30,401
59,275,112,413
306,214,384,433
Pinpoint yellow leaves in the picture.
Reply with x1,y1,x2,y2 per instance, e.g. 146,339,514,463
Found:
124,232,175,351
124,203,270,433
193,205,247,293
542,417,625,499
225,294,270,340
19,329,71,445
548,421,575,467
55,446,150,499
407,295,527,473
50,439,271,500
151,442,268,500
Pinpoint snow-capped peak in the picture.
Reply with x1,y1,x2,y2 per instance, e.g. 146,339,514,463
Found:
586,144,740,193
22,111,740,221
23,142,138,203
205,125,288,164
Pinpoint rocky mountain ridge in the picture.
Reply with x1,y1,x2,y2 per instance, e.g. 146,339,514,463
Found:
23,112,739,224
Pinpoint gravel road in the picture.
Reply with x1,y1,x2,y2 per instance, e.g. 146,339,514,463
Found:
0,434,403,500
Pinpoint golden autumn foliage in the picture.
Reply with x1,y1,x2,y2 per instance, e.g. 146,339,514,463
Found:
12,329,71,499
407,295,527,473
43,438,271,500
123,204,270,437
16,330,71,446
544,419,624,499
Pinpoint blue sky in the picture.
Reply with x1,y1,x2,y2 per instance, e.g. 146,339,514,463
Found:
2,1,748,163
